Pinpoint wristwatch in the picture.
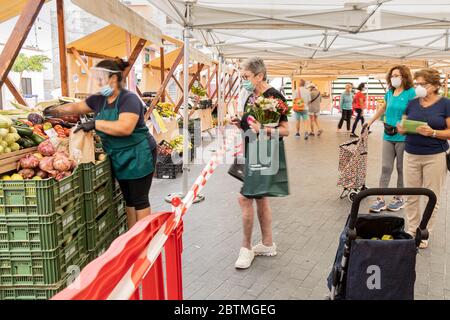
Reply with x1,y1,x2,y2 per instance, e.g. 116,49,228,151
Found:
432,130,437,138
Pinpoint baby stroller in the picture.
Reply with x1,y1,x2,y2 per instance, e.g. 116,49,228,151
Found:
328,187,436,300
338,126,369,202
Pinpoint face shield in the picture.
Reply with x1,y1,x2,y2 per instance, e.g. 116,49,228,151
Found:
87,67,121,95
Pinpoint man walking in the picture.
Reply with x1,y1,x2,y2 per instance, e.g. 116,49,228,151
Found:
293,79,311,140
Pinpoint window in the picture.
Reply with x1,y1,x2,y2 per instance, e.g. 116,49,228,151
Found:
21,78,32,96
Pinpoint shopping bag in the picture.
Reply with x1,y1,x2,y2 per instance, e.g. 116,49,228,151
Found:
69,127,95,164
228,157,245,181
241,138,289,197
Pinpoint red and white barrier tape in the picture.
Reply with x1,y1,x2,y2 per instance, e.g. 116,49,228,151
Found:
107,128,240,299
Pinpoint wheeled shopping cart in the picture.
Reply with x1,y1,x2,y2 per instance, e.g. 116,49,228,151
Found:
328,188,436,300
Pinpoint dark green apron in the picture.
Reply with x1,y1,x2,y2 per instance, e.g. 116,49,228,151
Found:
95,91,153,180
241,137,289,198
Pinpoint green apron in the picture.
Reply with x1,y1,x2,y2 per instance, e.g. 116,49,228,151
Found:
95,91,153,180
241,137,289,198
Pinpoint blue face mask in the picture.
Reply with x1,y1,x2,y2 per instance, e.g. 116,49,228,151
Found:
100,85,113,97
242,80,255,92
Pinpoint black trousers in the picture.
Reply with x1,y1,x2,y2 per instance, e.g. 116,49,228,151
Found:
352,109,365,134
338,109,352,131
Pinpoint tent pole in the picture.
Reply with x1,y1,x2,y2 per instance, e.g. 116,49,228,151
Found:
182,27,190,196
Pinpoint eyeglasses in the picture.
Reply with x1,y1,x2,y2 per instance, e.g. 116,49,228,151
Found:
241,73,255,80
414,82,429,87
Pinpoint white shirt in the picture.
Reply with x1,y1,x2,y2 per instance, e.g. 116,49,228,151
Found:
293,86,311,110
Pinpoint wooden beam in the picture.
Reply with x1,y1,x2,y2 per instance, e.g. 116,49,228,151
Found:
165,89,175,105
66,49,113,60
70,47,89,74
144,46,184,120
207,66,211,98
174,63,205,113
210,74,224,100
171,74,183,91
225,75,239,102
226,84,240,108
160,47,165,102
4,77,28,107
0,0,45,85
123,38,147,78
136,86,143,97
57,0,69,97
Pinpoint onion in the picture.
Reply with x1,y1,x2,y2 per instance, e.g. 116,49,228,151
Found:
38,140,56,156
53,153,72,172
19,154,40,169
35,170,48,179
70,159,77,170
18,169,35,179
55,171,71,181
39,156,55,172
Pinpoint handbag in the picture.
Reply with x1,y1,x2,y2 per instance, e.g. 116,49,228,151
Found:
228,158,245,181
292,87,305,112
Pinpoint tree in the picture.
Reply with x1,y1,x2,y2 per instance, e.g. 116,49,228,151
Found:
12,53,51,94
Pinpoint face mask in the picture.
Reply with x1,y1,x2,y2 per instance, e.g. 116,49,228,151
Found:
242,80,255,92
391,77,402,88
415,85,427,98
100,85,113,97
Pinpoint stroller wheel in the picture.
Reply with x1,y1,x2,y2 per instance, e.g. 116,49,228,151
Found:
361,185,368,191
347,190,358,202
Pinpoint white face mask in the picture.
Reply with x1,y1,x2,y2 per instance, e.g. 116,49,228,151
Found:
391,77,402,88
415,85,427,98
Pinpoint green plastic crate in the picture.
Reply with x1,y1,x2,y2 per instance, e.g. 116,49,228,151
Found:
0,255,88,300
0,196,83,252
81,159,111,193
0,228,86,286
116,215,128,237
86,207,116,251
83,182,113,223
0,167,82,217
112,178,122,200
112,196,126,221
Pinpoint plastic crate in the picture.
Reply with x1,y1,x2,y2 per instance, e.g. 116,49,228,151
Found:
116,215,128,237
112,196,126,220
0,255,88,300
0,196,83,252
155,161,183,179
81,159,111,193
86,207,116,251
0,167,82,218
112,179,122,201
0,228,86,286
83,182,113,222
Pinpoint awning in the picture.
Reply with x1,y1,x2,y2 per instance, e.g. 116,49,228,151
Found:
0,0,50,23
146,47,214,69
72,0,162,47
67,24,153,58
148,0,450,74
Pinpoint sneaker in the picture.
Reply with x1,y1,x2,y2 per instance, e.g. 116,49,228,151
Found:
309,132,315,136
295,133,300,137
253,243,277,256
304,132,309,140
317,129,323,136
235,247,255,269
419,240,429,249
387,197,405,212
336,128,341,133
369,198,387,213
350,133,359,138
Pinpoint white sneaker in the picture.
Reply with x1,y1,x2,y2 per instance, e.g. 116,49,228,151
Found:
252,243,277,256
235,247,255,269
419,240,429,249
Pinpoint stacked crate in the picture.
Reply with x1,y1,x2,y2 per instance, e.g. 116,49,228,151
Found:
0,167,86,300
82,159,128,262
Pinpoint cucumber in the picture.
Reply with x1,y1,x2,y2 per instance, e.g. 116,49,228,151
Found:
17,137,36,148
13,125,33,137
30,133,46,145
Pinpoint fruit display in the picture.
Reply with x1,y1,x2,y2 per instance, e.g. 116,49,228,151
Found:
156,102,177,118
191,85,207,97
0,115,22,154
169,135,192,153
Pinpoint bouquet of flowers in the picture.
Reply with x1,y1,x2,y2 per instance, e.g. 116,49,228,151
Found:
247,95,291,127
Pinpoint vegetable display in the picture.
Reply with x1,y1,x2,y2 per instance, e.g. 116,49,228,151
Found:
0,115,22,154
169,135,192,154
156,102,177,118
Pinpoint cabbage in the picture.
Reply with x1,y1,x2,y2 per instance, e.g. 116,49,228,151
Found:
5,133,16,145
10,143,20,152
9,127,17,134
0,115,12,128
0,140,7,148
0,146,4,153
0,128,8,138
4,147,11,153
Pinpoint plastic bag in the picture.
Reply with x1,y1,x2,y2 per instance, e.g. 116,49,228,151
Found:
69,127,95,164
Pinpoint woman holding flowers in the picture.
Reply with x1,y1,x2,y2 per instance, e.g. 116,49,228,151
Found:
231,57,290,269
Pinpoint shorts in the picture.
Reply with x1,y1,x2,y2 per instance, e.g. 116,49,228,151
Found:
294,111,309,121
309,112,319,116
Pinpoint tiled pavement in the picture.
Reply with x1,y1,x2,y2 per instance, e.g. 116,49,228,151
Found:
149,114,450,300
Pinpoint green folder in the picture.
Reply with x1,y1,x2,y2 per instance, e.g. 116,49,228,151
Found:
401,119,427,134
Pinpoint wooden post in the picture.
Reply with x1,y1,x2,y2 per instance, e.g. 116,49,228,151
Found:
0,0,46,85
123,38,147,78
174,63,204,112
125,32,135,92
57,0,69,97
207,66,211,97
160,46,165,102
4,77,29,107
144,47,184,120
70,48,89,73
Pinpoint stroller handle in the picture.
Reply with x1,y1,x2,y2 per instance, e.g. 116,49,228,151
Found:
348,188,437,232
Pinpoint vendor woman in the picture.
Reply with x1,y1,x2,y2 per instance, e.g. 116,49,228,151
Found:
44,58,157,228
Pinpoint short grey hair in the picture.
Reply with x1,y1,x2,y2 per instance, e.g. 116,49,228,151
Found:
241,57,267,81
